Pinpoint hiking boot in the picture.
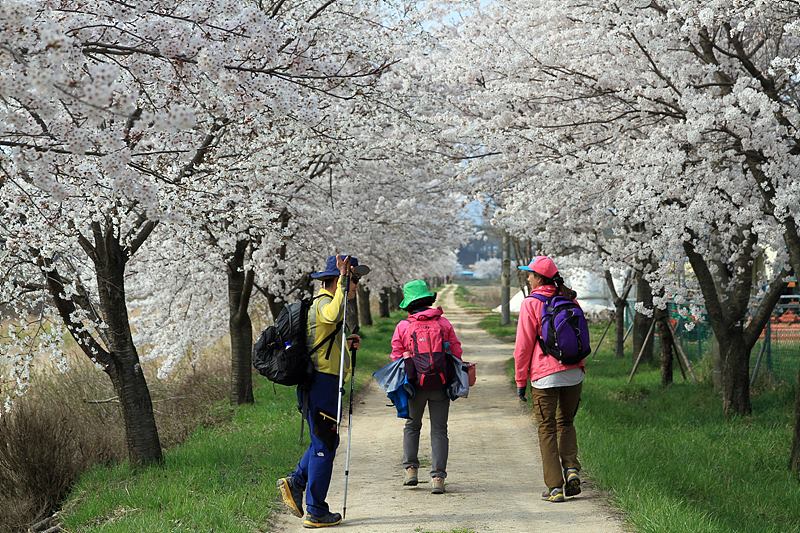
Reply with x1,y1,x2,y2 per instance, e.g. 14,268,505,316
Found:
564,468,581,497
541,487,565,502
431,476,445,494
277,476,304,518
302,511,342,528
403,467,419,486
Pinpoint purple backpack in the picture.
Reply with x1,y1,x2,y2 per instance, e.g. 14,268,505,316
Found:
529,294,591,365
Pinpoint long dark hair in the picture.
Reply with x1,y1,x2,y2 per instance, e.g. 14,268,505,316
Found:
405,296,436,314
535,272,577,299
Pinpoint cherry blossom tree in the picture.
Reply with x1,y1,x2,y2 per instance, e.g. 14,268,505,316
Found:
0,0,397,463
412,0,796,421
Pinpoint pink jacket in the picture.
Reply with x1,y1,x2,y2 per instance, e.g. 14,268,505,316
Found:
514,285,585,387
390,307,463,360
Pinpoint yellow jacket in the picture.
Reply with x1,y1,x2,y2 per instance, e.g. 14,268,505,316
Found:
307,275,351,378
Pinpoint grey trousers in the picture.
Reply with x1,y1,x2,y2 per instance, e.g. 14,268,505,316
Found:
402,387,450,478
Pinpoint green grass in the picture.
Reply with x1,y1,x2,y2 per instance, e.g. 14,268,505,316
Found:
478,312,517,341
454,284,516,339
60,312,404,532
454,284,517,341
502,323,800,533
453,285,482,310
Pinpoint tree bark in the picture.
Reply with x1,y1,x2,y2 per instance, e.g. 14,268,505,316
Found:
500,231,511,326
94,233,163,465
227,239,254,405
657,308,674,386
717,331,752,415
389,287,402,311
378,289,390,318
603,269,632,358
358,285,373,326
265,291,282,322
633,273,654,364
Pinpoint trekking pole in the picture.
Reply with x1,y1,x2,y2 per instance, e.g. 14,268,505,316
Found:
335,268,351,427
342,343,357,520
336,262,370,426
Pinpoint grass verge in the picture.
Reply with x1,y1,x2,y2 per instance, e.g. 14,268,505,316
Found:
502,322,800,533
59,312,403,533
453,284,517,341
478,313,517,342
453,285,483,311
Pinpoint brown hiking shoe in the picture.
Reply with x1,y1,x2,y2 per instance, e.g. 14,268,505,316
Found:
403,467,418,486
564,468,581,497
431,476,445,494
277,476,304,517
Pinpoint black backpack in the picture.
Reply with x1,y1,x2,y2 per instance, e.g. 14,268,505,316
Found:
252,295,340,387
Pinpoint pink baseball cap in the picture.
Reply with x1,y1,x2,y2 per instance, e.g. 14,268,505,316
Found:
517,256,559,279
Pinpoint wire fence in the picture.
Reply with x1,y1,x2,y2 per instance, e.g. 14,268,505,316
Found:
666,302,800,385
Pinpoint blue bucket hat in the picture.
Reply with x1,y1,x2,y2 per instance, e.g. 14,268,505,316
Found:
310,255,360,280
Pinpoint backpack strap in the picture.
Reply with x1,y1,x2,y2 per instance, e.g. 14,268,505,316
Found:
307,293,343,359
321,321,344,360
526,293,551,353
527,293,549,303
308,321,343,357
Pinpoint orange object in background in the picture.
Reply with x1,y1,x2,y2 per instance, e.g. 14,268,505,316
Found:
778,310,799,323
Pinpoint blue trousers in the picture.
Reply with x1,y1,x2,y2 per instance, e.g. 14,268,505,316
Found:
292,372,340,516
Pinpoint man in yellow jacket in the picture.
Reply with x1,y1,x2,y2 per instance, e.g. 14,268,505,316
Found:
278,254,363,528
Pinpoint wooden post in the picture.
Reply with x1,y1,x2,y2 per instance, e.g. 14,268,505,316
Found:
666,321,698,383
591,318,613,358
628,318,656,384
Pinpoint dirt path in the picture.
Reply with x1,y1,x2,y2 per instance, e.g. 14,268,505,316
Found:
271,285,626,532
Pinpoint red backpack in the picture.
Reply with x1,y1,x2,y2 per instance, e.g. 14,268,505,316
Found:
405,316,449,390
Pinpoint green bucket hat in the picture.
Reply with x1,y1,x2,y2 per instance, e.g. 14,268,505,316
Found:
399,279,437,310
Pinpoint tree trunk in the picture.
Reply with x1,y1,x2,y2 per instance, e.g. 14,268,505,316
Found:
718,332,752,416
378,289,390,318
227,240,254,405
682,234,786,417
512,236,533,295
615,300,626,358
95,238,163,465
389,287,402,311
603,269,631,359
347,298,359,333
358,285,373,326
107,355,164,466
633,274,654,364
500,231,511,326
791,367,800,477
265,292,282,322
657,309,674,386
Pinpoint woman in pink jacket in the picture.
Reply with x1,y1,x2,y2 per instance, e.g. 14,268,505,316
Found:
514,256,585,503
390,279,462,495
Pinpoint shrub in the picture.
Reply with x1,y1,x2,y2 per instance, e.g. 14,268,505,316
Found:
0,342,230,532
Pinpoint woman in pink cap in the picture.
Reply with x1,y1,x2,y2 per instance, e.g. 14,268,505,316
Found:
514,256,585,503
